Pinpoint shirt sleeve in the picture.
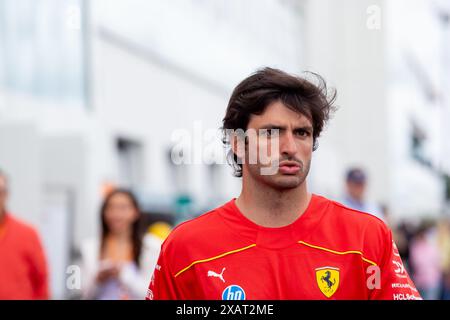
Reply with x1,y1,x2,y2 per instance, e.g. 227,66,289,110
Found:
145,247,181,300
369,228,422,300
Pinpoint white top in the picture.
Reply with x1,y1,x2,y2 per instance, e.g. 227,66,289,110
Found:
79,234,162,300
340,196,385,221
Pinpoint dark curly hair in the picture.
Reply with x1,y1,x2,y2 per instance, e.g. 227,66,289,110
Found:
222,67,337,177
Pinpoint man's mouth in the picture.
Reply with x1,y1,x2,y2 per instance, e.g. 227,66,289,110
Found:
278,161,301,174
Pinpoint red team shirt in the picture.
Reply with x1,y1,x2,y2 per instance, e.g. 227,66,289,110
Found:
147,194,421,300
0,214,49,299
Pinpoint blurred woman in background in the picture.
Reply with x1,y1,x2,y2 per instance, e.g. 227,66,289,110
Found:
409,220,442,300
80,189,158,299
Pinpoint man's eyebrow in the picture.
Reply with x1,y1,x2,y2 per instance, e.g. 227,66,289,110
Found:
295,126,313,132
258,124,313,131
258,124,286,130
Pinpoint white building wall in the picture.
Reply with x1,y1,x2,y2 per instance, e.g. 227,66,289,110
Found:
0,119,41,226
304,0,389,207
304,0,447,219
88,0,304,214
385,0,447,218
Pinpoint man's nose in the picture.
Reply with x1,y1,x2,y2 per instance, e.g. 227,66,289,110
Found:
280,132,297,156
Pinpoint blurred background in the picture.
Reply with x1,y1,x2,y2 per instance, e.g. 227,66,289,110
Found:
1,0,450,300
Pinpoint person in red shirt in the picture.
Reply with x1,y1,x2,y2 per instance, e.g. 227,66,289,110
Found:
147,68,421,300
0,169,49,300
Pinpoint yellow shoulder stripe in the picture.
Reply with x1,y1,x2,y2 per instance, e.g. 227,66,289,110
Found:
174,244,257,277
298,240,377,266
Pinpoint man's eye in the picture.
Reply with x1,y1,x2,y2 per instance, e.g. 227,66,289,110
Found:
296,130,310,137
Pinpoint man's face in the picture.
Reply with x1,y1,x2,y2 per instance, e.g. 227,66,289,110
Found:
346,181,366,202
240,100,313,190
0,176,7,213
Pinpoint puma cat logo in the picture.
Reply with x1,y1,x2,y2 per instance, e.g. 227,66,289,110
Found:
207,267,226,283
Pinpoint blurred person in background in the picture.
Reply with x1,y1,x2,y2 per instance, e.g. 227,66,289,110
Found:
80,189,158,299
341,167,384,220
409,220,442,300
0,169,49,299
142,221,172,280
145,221,172,254
437,218,450,299
392,220,414,273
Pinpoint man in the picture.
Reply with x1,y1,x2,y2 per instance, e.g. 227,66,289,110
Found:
341,167,384,220
147,68,420,300
0,169,49,299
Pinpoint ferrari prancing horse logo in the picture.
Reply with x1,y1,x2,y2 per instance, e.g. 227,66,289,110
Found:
315,267,340,298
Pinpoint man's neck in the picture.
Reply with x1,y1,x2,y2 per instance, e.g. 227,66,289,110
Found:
236,179,311,228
